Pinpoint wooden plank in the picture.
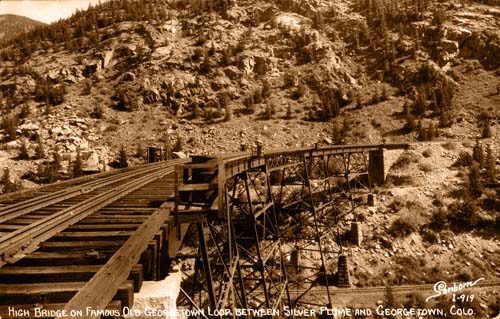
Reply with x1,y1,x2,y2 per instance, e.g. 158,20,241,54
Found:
13,251,113,267
52,231,135,241
0,265,143,292
0,281,134,308
66,224,140,231
57,207,170,319
39,240,126,251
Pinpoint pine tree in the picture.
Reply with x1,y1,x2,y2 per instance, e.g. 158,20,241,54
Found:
118,146,128,168
482,119,492,138
18,139,30,160
2,114,18,141
355,93,363,110
0,168,22,194
173,136,183,152
35,139,45,159
417,121,425,141
485,145,496,184
72,150,83,177
224,104,233,122
53,146,62,171
468,163,482,198
472,139,485,168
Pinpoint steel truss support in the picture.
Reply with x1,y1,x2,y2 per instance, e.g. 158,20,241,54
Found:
177,148,378,315
177,162,291,317
273,151,371,307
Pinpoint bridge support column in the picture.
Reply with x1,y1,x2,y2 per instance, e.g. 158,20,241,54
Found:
369,149,385,186
336,255,351,288
350,222,363,246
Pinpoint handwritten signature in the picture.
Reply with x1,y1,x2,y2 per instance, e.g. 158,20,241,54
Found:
426,278,485,302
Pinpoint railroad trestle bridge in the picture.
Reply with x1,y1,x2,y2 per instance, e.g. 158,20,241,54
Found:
0,143,408,318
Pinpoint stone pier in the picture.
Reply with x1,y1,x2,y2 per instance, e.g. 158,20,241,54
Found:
368,149,385,186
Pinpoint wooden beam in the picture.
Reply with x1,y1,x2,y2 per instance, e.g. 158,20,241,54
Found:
0,281,134,308
0,265,143,292
56,207,170,319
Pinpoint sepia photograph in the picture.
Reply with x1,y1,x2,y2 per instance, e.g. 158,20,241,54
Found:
0,0,498,318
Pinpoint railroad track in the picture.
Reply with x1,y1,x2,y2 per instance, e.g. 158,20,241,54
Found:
0,159,189,318
288,280,500,297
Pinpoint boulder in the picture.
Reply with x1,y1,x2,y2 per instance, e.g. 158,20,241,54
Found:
116,44,137,57
19,123,40,131
441,39,459,55
5,140,19,150
210,76,231,91
223,66,241,80
83,61,101,77
0,81,16,94
152,46,172,59
143,87,161,104
123,72,136,81
446,27,472,43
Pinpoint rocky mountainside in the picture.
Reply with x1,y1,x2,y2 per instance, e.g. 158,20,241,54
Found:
0,0,498,314
0,14,45,43
0,0,498,181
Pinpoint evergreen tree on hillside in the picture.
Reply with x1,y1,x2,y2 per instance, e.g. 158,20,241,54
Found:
35,139,45,159
18,139,30,160
485,145,496,184
118,146,128,168
472,140,484,168
468,163,482,198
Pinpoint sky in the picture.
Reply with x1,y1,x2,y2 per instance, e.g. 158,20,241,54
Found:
0,0,107,24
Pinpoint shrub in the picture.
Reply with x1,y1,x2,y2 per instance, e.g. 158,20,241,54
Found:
18,139,30,160
34,79,66,106
173,136,183,152
391,152,419,170
472,140,485,167
118,146,128,168
468,163,482,198
481,119,492,138
262,79,271,98
35,139,45,159
422,148,432,158
453,152,472,167
429,206,449,231
418,163,433,173
355,93,363,109
0,168,23,194
243,95,255,114
264,101,276,119
1,114,18,141
403,114,417,133
389,212,421,237
90,105,105,119
114,88,138,111
485,145,496,183
19,103,31,119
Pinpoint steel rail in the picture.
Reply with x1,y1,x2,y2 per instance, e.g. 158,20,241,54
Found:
0,158,182,203
0,161,183,224
288,280,500,296
0,159,189,267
